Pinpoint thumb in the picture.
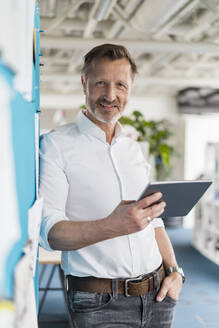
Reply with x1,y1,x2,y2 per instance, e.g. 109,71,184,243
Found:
156,280,168,302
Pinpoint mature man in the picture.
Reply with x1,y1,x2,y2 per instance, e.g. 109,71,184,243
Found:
39,44,183,328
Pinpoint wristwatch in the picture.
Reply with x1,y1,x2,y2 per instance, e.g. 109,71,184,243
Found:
166,266,185,283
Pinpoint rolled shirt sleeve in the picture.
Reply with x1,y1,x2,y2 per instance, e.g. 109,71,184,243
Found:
151,217,164,228
39,133,70,251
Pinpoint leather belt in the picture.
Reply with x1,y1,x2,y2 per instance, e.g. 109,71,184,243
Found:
67,264,165,297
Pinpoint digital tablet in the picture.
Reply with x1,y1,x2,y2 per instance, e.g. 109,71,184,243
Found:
138,180,212,218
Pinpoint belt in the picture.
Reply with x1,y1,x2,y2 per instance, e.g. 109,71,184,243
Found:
67,264,165,297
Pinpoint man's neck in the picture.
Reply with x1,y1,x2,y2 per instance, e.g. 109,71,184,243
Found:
84,110,116,144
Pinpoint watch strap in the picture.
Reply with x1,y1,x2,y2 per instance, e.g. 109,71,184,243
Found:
166,266,185,283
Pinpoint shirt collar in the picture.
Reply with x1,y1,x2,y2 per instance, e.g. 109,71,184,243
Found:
76,110,127,143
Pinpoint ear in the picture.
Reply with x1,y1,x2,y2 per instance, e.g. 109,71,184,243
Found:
81,76,87,95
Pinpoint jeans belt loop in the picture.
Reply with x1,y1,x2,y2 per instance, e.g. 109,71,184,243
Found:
153,271,159,290
112,279,118,299
148,275,154,291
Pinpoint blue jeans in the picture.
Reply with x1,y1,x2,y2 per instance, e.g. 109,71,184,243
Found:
67,285,176,328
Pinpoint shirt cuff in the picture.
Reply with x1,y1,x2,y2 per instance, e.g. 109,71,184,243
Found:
151,217,164,228
39,215,70,251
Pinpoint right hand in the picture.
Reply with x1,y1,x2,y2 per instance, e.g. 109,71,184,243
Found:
105,192,166,237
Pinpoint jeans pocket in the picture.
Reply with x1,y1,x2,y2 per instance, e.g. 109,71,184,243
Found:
68,290,113,313
164,294,177,306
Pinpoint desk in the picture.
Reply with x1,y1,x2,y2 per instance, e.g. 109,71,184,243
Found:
39,247,61,265
38,247,73,327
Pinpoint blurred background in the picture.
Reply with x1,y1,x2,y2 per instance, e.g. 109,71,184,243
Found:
1,1,219,327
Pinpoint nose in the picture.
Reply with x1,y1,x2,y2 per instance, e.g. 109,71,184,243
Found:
105,84,116,102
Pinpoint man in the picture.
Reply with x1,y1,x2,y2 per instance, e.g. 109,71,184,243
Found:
39,44,183,328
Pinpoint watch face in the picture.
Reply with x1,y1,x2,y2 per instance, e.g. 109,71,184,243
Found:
177,268,185,282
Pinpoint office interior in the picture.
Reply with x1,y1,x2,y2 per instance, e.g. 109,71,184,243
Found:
1,1,219,327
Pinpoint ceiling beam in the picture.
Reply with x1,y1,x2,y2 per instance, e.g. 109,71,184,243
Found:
40,36,219,55
140,77,219,88
41,18,111,32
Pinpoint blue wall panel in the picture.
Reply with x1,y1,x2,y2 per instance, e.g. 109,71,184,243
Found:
2,2,40,300
5,92,36,298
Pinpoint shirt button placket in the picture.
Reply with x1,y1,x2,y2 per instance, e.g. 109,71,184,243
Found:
108,145,123,201
109,143,139,277
130,234,139,276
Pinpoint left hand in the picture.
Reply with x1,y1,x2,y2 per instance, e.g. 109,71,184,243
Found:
156,272,183,302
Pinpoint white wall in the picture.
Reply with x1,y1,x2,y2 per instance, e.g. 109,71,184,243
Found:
184,114,219,179
126,95,178,121
126,95,185,180
184,114,219,227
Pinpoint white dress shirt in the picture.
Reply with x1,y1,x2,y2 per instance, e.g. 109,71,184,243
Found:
39,111,164,278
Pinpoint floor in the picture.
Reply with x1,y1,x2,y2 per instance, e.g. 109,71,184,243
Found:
38,227,219,328
168,228,219,328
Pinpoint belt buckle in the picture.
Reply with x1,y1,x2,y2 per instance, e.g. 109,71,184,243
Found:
124,275,143,297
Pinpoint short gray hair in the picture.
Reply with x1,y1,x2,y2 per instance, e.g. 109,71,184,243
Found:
81,43,138,77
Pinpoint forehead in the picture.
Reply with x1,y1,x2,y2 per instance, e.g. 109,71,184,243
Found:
88,57,133,80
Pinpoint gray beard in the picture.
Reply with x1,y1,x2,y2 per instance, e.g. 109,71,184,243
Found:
86,106,122,124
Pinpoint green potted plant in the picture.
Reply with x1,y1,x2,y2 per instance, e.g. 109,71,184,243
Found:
119,111,175,180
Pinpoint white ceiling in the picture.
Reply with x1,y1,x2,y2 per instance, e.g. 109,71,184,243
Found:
39,0,219,109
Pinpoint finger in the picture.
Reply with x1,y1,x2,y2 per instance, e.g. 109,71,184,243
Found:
120,200,136,206
141,217,150,227
156,277,170,302
142,201,166,219
137,192,162,209
139,213,161,230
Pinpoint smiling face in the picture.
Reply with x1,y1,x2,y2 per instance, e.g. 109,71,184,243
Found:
81,57,134,124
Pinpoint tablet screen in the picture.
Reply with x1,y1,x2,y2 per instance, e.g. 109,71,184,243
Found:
138,180,212,218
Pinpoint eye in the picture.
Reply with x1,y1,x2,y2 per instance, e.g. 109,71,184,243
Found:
117,82,127,89
96,81,105,86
